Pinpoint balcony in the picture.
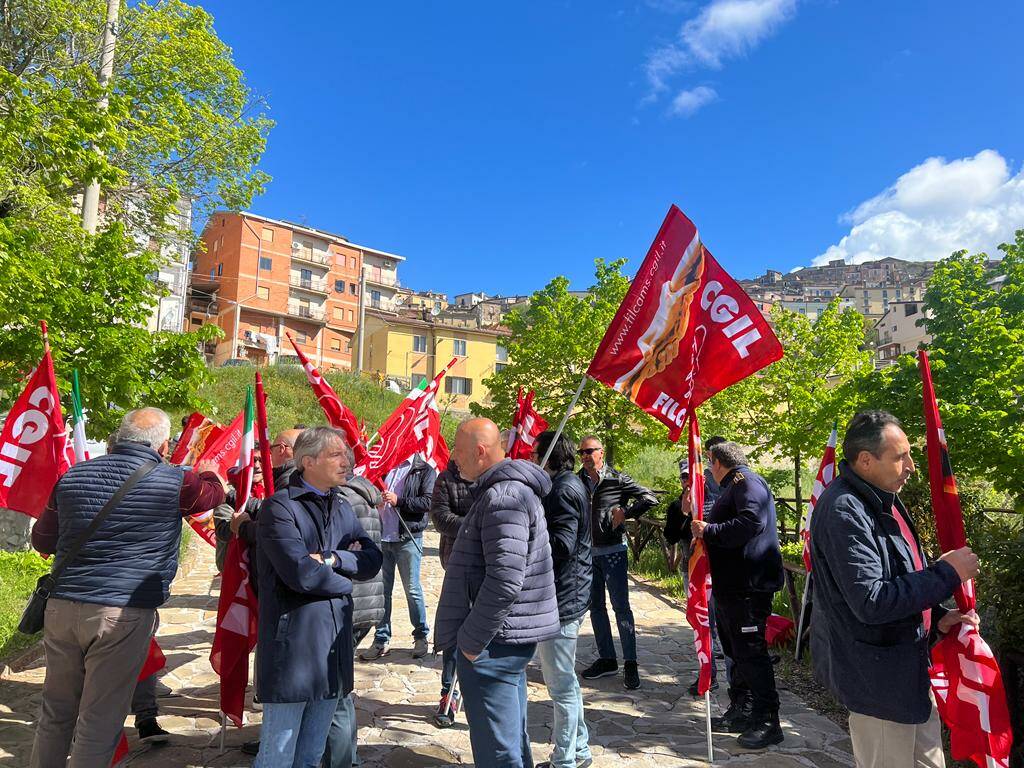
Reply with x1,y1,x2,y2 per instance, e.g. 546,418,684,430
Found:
291,245,331,267
365,271,399,288
288,303,326,323
289,275,329,294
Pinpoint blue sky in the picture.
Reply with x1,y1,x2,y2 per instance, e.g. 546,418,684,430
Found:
199,0,1024,297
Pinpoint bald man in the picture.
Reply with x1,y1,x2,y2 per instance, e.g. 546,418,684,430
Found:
434,419,560,767
269,428,302,487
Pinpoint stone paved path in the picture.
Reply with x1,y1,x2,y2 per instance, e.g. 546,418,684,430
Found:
1,532,854,767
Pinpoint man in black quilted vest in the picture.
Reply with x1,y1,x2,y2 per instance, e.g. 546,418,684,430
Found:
30,407,225,768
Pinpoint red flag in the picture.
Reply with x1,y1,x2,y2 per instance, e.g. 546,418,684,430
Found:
170,412,214,465
920,349,1012,768
0,326,74,518
798,423,838,572
359,360,454,486
210,536,259,727
587,206,783,440
184,409,244,547
255,373,275,496
684,416,714,696
286,334,367,464
507,390,548,460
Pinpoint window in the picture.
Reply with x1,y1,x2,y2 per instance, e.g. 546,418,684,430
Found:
191,314,204,325
295,331,307,344
257,286,270,300
370,289,381,307
261,227,274,242
434,301,442,312
212,238,219,252
863,290,869,297
217,263,223,276
209,268,215,280
348,309,354,322
445,376,472,395
345,338,352,352
453,339,467,356
335,254,345,267
495,362,508,374
330,338,341,352
350,283,358,295
333,307,345,321
350,256,357,269
495,344,508,362
413,335,427,353
333,279,344,293
259,256,272,271
411,373,428,388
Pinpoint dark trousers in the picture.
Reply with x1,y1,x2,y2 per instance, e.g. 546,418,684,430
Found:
714,591,779,719
590,550,637,662
441,646,457,695
457,641,535,768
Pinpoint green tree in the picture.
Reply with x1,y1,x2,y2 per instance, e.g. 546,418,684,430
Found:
0,0,270,434
701,300,871,506
472,259,669,465
854,231,1024,503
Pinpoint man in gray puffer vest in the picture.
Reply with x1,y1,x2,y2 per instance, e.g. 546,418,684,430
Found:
341,474,385,643
435,418,560,768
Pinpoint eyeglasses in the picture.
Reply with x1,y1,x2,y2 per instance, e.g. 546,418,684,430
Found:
270,443,292,451
577,447,601,456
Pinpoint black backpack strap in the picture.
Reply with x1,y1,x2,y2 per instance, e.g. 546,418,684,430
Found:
49,460,160,583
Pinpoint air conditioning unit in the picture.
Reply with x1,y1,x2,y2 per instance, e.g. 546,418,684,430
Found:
291,241,300,249
383,261,393,268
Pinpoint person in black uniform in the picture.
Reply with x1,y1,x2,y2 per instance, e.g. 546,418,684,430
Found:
691,440,784,749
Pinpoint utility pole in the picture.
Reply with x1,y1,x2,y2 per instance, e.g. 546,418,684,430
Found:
81,0,120,234
354,262,367,374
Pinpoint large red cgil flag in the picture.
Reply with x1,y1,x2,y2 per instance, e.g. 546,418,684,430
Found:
0,325,74,518
588,205,783,441
919,349,1012,768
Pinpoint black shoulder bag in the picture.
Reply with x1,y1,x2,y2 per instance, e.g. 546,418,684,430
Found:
18,460,158,634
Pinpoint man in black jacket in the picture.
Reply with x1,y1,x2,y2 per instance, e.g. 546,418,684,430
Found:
534,431,593,768
810,411,979,768
691,441,784,749
577,435,657,690
429,459,474,728
361,454,437,660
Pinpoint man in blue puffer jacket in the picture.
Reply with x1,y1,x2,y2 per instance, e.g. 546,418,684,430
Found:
434,418,560,768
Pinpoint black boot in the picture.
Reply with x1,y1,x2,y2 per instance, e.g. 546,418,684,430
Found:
710,692,752,733
737,714,784,749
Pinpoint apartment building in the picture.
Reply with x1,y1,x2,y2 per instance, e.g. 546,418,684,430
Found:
188,211,404,369
395,288,448,313
873,301,931,367
361,308,510,413
776,297,855,321
839,283,924,321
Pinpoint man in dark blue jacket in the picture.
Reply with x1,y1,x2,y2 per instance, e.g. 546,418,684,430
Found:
691,441,784,749
254,427,382,768
533,431,593,768
810,411,979,768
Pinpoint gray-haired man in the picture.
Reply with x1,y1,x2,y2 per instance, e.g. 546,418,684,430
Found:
30,407,226,767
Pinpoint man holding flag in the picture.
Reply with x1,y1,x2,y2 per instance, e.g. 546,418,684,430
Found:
810,411,980,768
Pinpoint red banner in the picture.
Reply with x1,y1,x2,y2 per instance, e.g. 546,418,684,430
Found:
799,424,838,572
169,412,211,465
0,344,73,518
684,416,714,696
210,537,258,727
255,373,275,497
920,349,1012,768
286,334,367,464
508,389,548,460
587,206,783,440
112,638,166,765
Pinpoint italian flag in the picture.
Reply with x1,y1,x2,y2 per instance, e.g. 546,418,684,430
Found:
71,370,89,463
235,387,255,512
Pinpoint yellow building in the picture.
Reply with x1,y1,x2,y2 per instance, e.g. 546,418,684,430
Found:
361,309,510,413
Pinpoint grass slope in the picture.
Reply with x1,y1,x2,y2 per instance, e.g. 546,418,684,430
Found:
0,550,50,660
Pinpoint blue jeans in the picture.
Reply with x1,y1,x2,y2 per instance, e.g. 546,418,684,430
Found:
457,641,535,768
590,549,637,662
255,698,337,768
322,694,356,768
537,619,591,768
375,538,429,645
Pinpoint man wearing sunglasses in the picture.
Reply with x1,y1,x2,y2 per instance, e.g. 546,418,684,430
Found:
576,436,657,690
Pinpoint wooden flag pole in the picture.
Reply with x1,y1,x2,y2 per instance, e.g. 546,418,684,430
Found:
538,374,587,468
705,689,714,762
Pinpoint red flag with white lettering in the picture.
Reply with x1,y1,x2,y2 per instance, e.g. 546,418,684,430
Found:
184,409,244,547
508,390,548,460
920,350,1012,768
685,416,714,696
286,334,368,464
0,328,73,518
210,536,258,727
587,206,783,441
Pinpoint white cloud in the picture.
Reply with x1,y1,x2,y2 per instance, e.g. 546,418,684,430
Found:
643,0,797,112
670,85,719,116
815,150,1024,265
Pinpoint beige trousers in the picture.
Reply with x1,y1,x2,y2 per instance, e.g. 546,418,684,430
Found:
30,598,157,768
849,701,945,768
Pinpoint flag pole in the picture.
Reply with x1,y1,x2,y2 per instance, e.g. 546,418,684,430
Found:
538,374,587,468
704,689,714,762
794,573,812,661
40,320,50,352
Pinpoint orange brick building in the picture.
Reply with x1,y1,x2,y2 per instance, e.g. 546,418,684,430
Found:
189,212,404,370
